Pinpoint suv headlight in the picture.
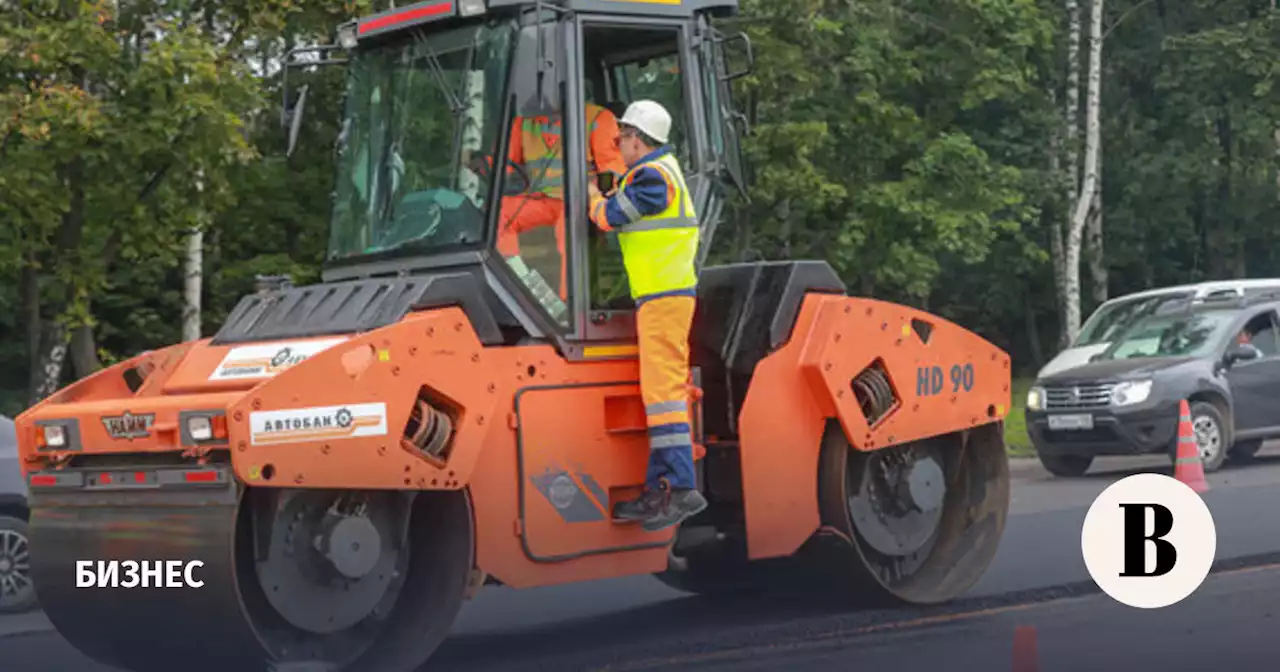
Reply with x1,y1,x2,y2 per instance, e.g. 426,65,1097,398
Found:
1026,386,1046,412
1112,380,1153,407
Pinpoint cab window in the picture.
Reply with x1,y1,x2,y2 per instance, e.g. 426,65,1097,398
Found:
490,23,571,327
611,54,690,165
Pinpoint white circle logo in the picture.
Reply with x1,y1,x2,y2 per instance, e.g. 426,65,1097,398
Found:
549,475,578,510
1080,473,1216,609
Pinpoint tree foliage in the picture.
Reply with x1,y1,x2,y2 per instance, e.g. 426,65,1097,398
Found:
0,0,1278,414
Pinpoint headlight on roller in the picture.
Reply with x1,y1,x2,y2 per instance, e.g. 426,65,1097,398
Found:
188,416,213,441
1111,380,1153,407
183,412,228,444
1026,387,1046,412
35,419,78,452
42,424,66,447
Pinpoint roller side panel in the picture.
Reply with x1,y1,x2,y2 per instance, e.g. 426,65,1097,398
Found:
512,383,677,562
692,260,846,439
736,298,831,559
160,334,354,396
224,308,500,492
798,296,1012,451
465,354,673,589
738,294,1011,561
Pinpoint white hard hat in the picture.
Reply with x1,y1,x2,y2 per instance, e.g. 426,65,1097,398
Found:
619,100,672,145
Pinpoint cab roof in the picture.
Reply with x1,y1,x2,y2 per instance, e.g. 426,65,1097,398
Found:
355,0,737,40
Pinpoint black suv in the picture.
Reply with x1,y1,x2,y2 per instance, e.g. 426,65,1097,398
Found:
1026,293,1280,476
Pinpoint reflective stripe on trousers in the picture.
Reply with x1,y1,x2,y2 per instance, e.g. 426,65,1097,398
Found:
637,294,697,490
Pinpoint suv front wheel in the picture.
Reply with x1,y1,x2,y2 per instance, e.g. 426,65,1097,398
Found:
0,515,35,613
1183,401,1228,473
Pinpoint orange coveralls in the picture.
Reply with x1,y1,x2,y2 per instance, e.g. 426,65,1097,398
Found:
488,103,627,298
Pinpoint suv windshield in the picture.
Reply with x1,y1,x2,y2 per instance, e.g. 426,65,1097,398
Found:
1075,293,1194,347
1096,309,1237,360
328,20,516,260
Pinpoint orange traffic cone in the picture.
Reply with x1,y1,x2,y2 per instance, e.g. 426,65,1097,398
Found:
1173,399,1209,493
1012,625,1039,672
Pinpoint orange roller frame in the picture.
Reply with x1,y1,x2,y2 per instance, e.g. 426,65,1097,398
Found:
737,295,1012,560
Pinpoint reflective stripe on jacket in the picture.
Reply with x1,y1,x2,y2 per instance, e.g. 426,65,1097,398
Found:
519,103,615,198
606,149,699,301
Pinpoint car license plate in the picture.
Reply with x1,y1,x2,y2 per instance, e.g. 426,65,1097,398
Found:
1048,414,1094,431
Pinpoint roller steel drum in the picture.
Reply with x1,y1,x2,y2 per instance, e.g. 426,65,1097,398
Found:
28,463,474,672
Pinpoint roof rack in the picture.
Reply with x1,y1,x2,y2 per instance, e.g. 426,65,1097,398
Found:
1196,288,1246,302
1195,287,1280,308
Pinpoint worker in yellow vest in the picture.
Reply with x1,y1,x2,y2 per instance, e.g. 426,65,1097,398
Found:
587,100,706,531
469,103,627,299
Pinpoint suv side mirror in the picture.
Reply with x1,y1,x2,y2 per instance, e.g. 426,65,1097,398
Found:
1227,342,1262,364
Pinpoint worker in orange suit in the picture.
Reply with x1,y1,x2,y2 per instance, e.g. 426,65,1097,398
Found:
468,103,627,299
587,100,706,532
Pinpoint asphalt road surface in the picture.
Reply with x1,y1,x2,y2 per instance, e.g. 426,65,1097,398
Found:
6,451,1280,672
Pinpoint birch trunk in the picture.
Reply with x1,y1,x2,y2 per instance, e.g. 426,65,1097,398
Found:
1064,0,1081,202
1086,140,1106,304
1064,0,1103,346
1055,0,1082,349
1048,89,1068,337
32,324,68,404
183,169,205,342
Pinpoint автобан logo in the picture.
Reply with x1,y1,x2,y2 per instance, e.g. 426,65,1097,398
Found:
1080,473,1216,609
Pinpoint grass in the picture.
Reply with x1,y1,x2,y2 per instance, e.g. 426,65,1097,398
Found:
1004,377,1035,458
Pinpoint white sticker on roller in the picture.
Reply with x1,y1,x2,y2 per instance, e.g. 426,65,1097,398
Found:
249,403,388,446
209,338,347,381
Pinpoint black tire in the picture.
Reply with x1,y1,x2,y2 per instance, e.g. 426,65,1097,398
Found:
0,515,37,614
1186,401,1229,473
1037,453,1093,477
1229,438,1264,462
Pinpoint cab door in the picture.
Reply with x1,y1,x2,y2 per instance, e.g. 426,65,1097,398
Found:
575,17,707,340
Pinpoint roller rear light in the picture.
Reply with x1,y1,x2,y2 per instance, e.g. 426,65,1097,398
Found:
28,467,229,490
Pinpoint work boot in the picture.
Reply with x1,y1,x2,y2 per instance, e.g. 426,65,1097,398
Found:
641,488,708,532
613,486,665,522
